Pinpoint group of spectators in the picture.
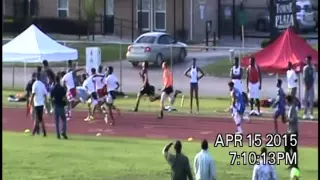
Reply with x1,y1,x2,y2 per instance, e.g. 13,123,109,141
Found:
26,60,81,139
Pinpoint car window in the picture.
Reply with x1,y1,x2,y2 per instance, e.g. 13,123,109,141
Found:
136,36,156,44
158,35,170,44
164,35,176,44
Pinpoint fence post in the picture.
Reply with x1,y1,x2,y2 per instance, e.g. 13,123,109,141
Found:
170,45,173,82
12,65,15,89
119,43,123,92
213,32,216,50
120,20,123,40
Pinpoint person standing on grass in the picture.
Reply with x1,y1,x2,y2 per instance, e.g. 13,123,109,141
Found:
36,65,50,114
271,79,287,133
246,57,262,116
162,140,193,180
285,95,299,169
230,57,243,93
25,73,39,133
252,147,278,180
302,56,316,120
193,139,216,180
50,76,68,139
286,62,299,107
184,58,205,114
30,73,48,137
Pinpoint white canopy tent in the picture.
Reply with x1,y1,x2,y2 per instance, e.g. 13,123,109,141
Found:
3,24,78,62
2,24,79,85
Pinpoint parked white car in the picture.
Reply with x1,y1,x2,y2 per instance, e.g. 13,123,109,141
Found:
126,32,188,67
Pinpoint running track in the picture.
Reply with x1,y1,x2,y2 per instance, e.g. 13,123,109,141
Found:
3,108,318,147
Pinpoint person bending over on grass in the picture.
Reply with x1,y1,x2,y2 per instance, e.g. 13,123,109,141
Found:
162,140,193,180
158,62,182,119
104,66,120,125
271,79,287,133
184,58,205,114
133,61,159,112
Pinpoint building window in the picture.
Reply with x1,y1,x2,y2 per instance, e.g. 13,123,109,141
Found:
154,0,166,31
136,0,150,30
58,0,69,18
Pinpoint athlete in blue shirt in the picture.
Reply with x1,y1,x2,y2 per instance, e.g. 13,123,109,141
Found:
228,81,246,133
272,79,287,133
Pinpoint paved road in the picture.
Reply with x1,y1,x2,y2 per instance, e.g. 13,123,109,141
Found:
2,50,318,98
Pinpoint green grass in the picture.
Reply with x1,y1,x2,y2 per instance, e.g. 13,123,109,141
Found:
2,43,128,67
3,132,318,180
3,89,318,119
3,89,231,116
203,58,233,77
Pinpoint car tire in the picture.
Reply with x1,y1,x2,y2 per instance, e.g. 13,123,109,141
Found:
155,54,163,67
179,48,186,62
131,62,139,67
256,20,267,32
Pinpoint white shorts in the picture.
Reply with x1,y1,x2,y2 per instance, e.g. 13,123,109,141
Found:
232,79,243,92
248,82,260,99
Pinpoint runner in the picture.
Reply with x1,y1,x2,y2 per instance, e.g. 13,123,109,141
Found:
228,81,246,134
82,72,97,121
184,58,205,114
246,57,262,116
42,60,56,113
271,79,287,133
90,68,108,121
104,66,120,125
133,61,159,112
158,62,181,119
61,69,80,120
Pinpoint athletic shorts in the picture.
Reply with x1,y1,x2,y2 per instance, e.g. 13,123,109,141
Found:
67,88,77,101
274,107,286,118
106,91,117,104
140,85,155,96
163,86,174,95
97,86,107,98
77,88,90,103
248,82,260,99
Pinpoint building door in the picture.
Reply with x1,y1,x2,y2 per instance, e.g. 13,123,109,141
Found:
104,0,114,34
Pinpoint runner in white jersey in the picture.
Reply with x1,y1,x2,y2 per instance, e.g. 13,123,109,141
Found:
88,68,108,122
184,58,205,114
61,69,80,119
104,66,120,125
94,65,107,101
230,57,243,92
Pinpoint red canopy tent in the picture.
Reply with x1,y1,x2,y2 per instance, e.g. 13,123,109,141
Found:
241,27,318,74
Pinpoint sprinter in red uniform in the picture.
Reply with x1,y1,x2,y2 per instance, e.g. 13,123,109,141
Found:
246,57,262,116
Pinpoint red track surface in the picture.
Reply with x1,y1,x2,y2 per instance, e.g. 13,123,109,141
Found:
3,108,318,147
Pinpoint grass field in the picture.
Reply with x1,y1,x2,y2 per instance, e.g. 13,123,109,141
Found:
3,132,318,180
3,43,128,67
3,89,318,118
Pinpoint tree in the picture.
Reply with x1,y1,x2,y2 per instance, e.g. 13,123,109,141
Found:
83,0,96,40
